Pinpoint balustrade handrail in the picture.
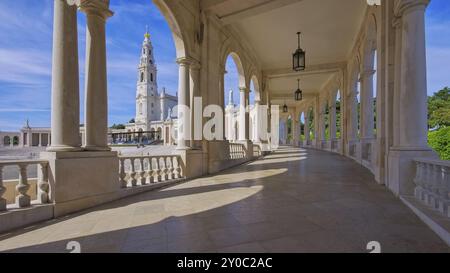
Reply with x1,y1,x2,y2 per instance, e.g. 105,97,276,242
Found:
0,159,48,166
414,158,450,167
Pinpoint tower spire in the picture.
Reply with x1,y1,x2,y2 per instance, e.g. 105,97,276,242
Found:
144,25,150,40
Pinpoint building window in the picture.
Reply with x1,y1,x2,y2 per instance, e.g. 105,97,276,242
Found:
150,73,153,82
139,103,143,115
151,103,154,107
140,72,144,82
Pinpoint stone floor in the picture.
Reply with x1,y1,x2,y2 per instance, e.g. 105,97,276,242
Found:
0,147,448,253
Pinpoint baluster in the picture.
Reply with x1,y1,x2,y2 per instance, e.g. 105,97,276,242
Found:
443,166,450,201
168,157,175,180
174,156,182,179
443,166,450,217
119,158,127,188
37,162,49,204
0,166,6,211
414,161,423,200
161,157,168,181
139,158,146,185
146,158,154,184
16,163,31,207
156,158,162,182
431,164,440,209
129,158,137,187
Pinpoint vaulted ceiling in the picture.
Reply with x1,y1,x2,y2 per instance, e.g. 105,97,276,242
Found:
203,0,367,105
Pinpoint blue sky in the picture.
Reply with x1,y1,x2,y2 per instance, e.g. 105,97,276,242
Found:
0,0,449,131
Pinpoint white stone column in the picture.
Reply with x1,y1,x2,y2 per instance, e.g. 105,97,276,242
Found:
304,111,310,144
176,57,191,150
293,119,299,147
253,100,261,143
320,109,326,142
360,69,375,139
397,0,429,148
38,134,42,147
80,0,113,151
330,99,337,140
190,62,201,149
238,87,249,141
349,89,359,140
47,0,81,152
388,0,435,196
283,116,289,145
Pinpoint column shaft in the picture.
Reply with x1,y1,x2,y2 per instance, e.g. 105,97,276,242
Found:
398,2,429,148
238,88,248,141
48,0,81,151
176,59,191,150
361,70,375,138
82,3,112,151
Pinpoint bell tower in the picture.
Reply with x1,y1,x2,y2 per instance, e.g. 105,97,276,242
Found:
135,27,159,129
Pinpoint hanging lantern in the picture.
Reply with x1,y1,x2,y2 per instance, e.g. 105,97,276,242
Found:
283,102,288,113
294,79,303,101
293,32,306,71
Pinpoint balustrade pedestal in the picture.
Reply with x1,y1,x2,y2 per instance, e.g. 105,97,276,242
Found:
175,148,206,179
40,150,118,217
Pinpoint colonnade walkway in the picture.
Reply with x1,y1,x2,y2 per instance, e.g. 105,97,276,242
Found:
0,147,448,253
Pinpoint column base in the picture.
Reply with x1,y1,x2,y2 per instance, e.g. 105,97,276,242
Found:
46,145,82,152
387,147,438,196
83,145,111,151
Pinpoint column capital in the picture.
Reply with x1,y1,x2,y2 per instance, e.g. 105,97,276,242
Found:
78,0,113,20
176,56,197,66
394,0,429,17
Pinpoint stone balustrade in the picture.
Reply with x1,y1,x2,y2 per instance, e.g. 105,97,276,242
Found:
0,160,49,211
118,155,184,188
229,143,246,159
414,158,450,218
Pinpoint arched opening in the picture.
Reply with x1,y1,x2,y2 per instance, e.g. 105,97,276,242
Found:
13,136,19,146
104,0,185,141
287,115,292,145
3,136,11,146
373,50,377,136
309,107,315,141
336,90,341,139
224,53,246,105
363,16,378,138
300,112,305,142
357,73,361,139
224,53,246,142
324,101,330,141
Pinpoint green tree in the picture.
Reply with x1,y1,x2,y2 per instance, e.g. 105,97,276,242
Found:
110,124,126,129
428,87,450,129
428,127,450,160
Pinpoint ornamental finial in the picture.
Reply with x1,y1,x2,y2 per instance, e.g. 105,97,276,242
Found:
144,25,150,39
